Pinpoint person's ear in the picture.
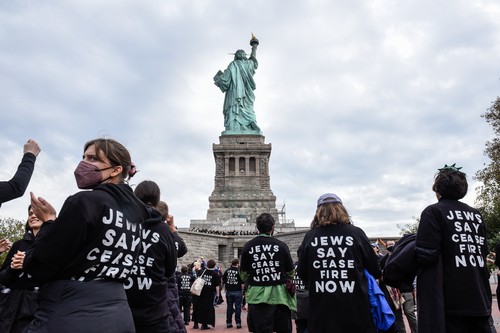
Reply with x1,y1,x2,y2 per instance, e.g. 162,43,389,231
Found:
111,166,123,178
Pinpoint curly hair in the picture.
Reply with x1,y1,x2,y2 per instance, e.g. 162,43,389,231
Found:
432,169,468,200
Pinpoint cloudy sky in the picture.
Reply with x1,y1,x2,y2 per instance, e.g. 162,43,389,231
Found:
1,0,499,237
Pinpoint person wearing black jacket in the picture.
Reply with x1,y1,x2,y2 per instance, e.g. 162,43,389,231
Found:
157,200,188,333
380,240,417,333
22,138,149,333
291,262,309,333
297,193,382,333
240,213,296,333
126,180,178,333
415,164,491,333
0,139,40,208
0,205,42,332
178,265,195,326
223,258,244,329
192,258,220,330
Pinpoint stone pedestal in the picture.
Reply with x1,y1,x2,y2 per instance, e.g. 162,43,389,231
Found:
206,134,278,224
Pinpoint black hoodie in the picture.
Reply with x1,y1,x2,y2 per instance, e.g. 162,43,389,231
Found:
0,152,36,208
0,231,38,289
125,208,177,327
23,183,149,284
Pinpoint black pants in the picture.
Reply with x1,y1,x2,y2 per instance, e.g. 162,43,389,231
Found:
445,315,491,333
0,288,38,333
247,303,292,333
179,294,192,323
25,280,135,333
497,283,500,311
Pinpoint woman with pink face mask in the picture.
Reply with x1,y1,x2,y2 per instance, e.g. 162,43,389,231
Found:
20,138,150,333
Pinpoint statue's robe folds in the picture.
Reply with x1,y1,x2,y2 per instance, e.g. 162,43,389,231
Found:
214,57,260,133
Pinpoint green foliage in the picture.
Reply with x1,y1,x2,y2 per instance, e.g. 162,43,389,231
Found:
477,203,500,250
475,96,500,249
397,216,419,235
0,217,26,264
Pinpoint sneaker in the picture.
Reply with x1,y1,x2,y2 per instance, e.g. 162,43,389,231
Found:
193,323,199,329
236,324,242,329
227,324,233,328
201,325,209,330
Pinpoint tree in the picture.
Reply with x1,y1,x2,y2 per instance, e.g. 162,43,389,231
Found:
0,217,25,264
475,96,500,248
397,216,419,235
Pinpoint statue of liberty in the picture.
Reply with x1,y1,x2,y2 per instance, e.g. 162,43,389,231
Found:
214,34,261,134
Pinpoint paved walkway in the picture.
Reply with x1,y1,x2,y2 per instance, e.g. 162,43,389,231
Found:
186,286,500,332
185,299,252,333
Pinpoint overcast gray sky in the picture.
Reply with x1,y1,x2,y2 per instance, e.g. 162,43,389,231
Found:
1,0,499,237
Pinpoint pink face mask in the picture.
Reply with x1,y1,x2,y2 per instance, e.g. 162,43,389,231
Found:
73,160,113,189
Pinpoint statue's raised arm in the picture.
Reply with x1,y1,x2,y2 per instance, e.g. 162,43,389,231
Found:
249,33,258,60
213,34,261,135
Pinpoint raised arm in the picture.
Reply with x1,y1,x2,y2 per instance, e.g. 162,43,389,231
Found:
249,34,259,63
0,139,41,205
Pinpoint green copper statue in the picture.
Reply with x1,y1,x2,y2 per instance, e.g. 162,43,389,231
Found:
214,34,261,135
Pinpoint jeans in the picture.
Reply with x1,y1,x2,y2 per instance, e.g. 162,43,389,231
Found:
225,290,243,325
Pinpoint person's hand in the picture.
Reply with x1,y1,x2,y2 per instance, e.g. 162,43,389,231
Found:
23,139,41,157
166,215,177,233
11,251,25,270
488,252,497,264
0,238,12,253
30,192,57,222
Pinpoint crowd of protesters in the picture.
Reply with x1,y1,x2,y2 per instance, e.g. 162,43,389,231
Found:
0,139,497,333
188,228,259,236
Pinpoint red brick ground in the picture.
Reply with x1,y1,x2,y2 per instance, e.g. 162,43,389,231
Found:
186,286,500,332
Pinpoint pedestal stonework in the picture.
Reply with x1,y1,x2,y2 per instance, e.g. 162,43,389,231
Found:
206,134,278,224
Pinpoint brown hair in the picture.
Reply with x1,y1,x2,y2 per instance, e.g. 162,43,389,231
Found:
84,138,135,181
134,180,161,207
156,201,169,221
311,202,351,228
207,259,217,269
25,205,33,233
